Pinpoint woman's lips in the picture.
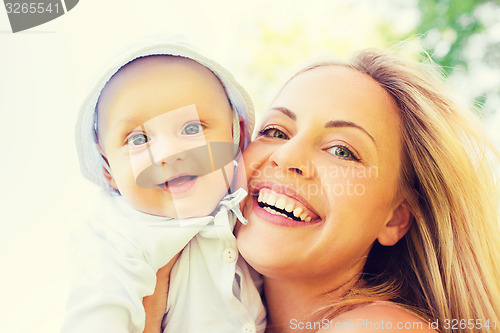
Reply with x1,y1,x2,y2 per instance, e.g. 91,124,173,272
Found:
250,182,321,226
158,175,198,194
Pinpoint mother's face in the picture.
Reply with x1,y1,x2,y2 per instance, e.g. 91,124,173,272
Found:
237,65,411,286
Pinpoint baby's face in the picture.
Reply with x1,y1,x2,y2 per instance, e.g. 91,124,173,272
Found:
97,57,235,218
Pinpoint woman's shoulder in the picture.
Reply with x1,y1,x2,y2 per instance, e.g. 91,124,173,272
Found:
318,302,437,333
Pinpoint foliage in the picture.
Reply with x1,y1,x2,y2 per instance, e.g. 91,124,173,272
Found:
410,0,500,117
414,0,490,74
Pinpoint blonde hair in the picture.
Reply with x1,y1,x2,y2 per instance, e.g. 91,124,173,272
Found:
298,49,500,332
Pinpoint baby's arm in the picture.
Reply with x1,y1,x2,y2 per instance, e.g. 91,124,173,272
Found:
143,252,180,333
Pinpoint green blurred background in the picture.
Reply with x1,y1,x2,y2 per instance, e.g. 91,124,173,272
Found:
227,0,499,144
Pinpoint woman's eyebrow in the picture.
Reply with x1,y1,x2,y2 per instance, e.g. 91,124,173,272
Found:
325,120,377,146
270,106,297,121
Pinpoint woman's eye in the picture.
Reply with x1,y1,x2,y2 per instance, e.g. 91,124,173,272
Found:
327,146,360,161
182,123,203,135
258,127,288,139
127,133,149,146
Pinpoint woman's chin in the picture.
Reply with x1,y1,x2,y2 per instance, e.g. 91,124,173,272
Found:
237,215,312,277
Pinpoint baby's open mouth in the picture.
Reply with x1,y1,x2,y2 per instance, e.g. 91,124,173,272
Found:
159,175,198,188
256,188,319,222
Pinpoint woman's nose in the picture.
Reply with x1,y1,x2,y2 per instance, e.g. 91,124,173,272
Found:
269,137,314,178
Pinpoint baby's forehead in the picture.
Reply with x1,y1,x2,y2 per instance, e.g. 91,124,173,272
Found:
97,55,226,115
95,55,232,139
104,55,208,92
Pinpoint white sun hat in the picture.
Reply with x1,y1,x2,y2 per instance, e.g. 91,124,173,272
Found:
75,39,255,190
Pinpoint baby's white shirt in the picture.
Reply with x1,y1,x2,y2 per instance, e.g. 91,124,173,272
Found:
61,188,266,333
163,192,266,333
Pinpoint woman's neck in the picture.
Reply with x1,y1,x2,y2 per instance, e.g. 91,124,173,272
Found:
263,274,361,333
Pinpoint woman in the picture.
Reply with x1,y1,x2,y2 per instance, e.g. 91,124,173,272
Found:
147,49,500,333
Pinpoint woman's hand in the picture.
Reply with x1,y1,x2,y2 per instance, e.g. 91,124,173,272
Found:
143,252,180,333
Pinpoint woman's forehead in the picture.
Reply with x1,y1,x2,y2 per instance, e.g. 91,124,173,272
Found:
271,65,399,124
280,65,387,101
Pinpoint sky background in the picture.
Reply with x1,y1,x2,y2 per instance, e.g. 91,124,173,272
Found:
1,1,499,331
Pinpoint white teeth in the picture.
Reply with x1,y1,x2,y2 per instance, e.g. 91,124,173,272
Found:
275,198,286,210
263,206,287,217
258,188,316,222
293,207,303,218
266,193,277,206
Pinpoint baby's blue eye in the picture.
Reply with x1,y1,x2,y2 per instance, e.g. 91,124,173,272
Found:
327,146,360,161
128,133,149,146
182,123,203,135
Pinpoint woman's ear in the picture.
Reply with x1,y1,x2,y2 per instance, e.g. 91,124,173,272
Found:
377,199,412,246
97,145,117,190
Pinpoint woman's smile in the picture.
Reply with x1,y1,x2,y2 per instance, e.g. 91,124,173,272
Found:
249,181,322,226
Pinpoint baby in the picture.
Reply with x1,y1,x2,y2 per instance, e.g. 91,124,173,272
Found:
62,42,266,333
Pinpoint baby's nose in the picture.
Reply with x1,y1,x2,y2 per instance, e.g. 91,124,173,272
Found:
148,138,195,166
154,148,188,166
